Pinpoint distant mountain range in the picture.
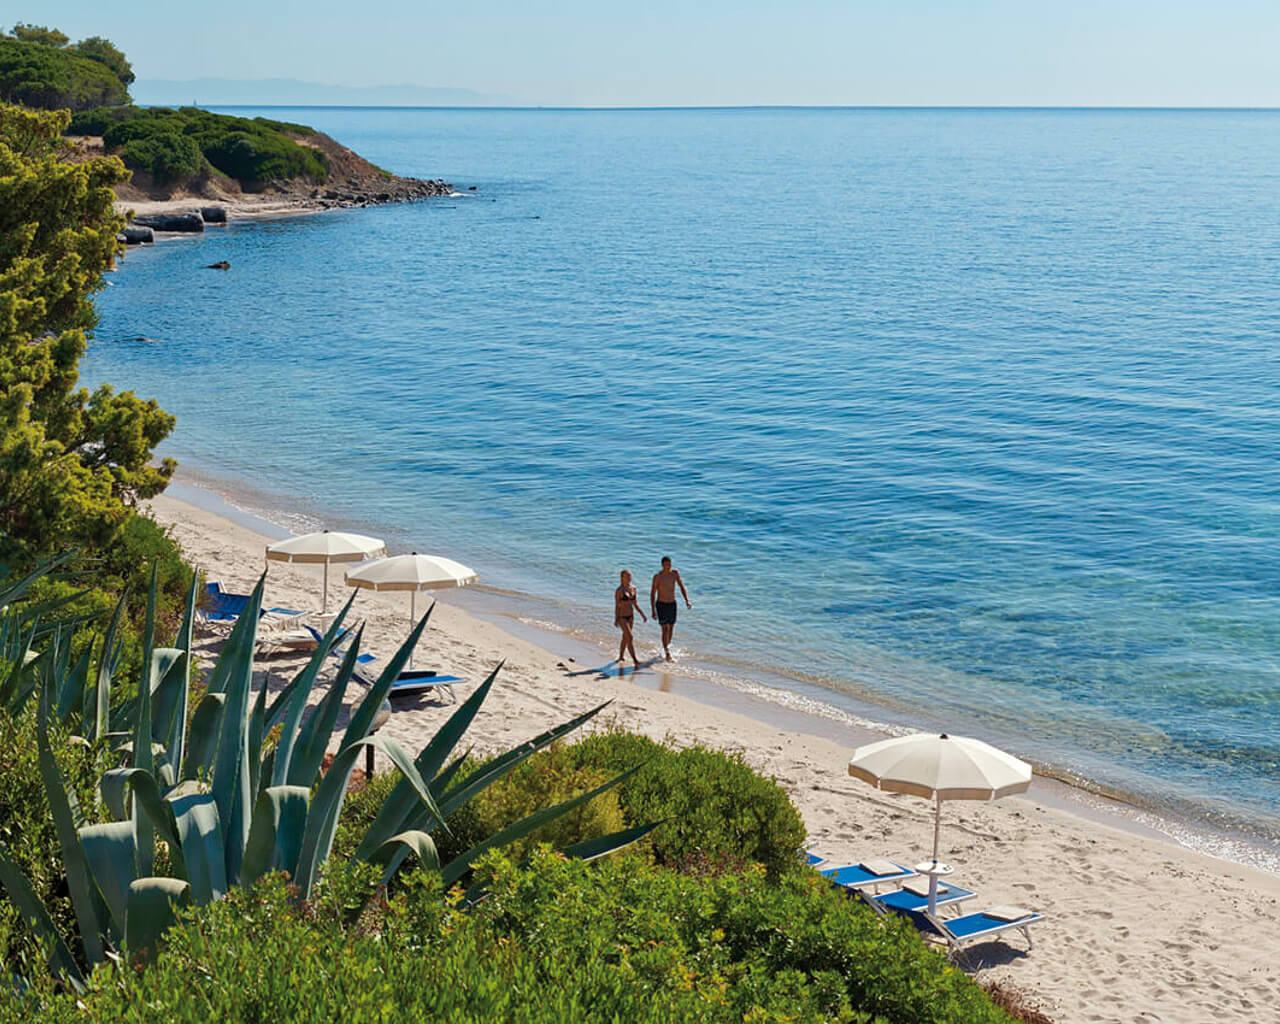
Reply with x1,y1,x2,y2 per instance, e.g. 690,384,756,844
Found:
131,77,521,107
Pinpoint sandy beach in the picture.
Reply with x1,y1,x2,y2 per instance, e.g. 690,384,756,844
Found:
149,491,1280,1024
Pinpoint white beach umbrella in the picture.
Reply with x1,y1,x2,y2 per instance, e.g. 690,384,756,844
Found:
266,530,386,613
848,733,1031,914
344,552,478,666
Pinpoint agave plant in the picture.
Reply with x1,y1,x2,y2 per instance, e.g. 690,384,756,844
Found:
0,559,650,991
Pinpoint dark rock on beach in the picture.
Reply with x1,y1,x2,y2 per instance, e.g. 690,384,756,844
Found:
132,211,205,233
200,206,228,224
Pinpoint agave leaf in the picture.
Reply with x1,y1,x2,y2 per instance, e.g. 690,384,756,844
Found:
55,643,93,724
337,606,433,754
246,680,270,805
80,821,139,936
295,734,442,898
559,820,662,862
285,629,361,787
170,790,227,905
133,567,159,877
439,765,641,888
100,768,136,822
163,572,198,772
354,664,501,861
100,769,187,879
369,831,439,885
271,595,355,786
182,692,226,781
239,785,310,887
210,575,265,883
125,877,190,954
149,648,187,754
36,674,107,965
92,590,128,741
0,843,86,992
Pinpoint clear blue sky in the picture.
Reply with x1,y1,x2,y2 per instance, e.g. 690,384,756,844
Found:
22,1,1280,106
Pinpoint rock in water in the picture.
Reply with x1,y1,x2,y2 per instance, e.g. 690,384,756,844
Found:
204,261,231,270
119,226,155,244
132,212,205,233
200,206,228,224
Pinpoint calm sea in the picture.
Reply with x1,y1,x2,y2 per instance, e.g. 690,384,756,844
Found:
86,108,1280,861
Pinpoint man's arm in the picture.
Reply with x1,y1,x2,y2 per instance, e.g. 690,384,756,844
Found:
650,575,659,616
676,571,691,608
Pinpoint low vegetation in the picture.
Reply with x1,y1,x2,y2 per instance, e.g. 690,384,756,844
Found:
69,105,329,188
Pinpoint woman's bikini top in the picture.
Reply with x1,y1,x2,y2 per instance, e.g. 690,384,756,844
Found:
618,588,636,603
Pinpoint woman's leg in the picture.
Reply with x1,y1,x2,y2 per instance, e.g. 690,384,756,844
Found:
617,618,626,662
625,624,641,666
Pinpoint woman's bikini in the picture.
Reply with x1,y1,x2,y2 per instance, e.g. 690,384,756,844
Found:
617,587,637,623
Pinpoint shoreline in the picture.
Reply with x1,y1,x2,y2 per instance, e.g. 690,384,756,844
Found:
161,472,1280,877
147,483,1280,1023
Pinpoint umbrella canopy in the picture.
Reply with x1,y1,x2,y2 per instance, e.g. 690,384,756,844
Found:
848,733,1031,913
345,552,478,666
344,553,477,593
265,530,386,613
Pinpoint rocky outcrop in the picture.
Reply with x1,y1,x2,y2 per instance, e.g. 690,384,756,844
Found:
119,225,154,244
132,211,204,233
200,205,228,224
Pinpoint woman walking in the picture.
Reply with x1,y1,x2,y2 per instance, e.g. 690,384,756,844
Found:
614,569,647,668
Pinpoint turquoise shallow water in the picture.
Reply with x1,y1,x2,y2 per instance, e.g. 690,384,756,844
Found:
86,108,1280,853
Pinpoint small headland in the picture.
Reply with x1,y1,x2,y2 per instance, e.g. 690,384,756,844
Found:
63,113,455,241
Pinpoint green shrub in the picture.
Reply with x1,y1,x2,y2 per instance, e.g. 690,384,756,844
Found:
202,129,326,184
570,729,807,878
117,132,203,184
13,855,1015,1023
469,743,625,865
65,103,135,136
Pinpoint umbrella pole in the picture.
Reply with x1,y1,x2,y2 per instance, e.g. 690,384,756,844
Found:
323,562,329,615
928,794,942,917
409,592,416,669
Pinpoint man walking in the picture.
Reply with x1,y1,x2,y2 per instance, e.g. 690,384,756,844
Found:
650,556,691,662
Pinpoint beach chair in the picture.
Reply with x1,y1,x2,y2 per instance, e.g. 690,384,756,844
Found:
197,581,251,630
355,657,464,704
860,877,977,918
256,624,321,656
905,903,1044,954
314,629,463,703
819,858,917,894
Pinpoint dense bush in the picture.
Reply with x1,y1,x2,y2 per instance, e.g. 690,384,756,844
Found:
117,132,204,184
0,39,127,111
570,729,808,878
8,854,1014,1023
201,128,326,183
75,104,328,187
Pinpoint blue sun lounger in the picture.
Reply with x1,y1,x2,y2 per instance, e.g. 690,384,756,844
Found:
314,628,463,704
906,904,1044,954
861,879,977,918
820,859,917,894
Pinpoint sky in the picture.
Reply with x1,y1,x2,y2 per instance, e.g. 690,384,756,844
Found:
19,1,1280,107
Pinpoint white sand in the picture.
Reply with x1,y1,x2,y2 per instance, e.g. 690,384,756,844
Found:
149,492,1280,1024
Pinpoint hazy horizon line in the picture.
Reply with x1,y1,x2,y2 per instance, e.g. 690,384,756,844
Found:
187,103,1280,112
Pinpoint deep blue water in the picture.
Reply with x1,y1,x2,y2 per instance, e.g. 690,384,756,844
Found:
86,108,1280,846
